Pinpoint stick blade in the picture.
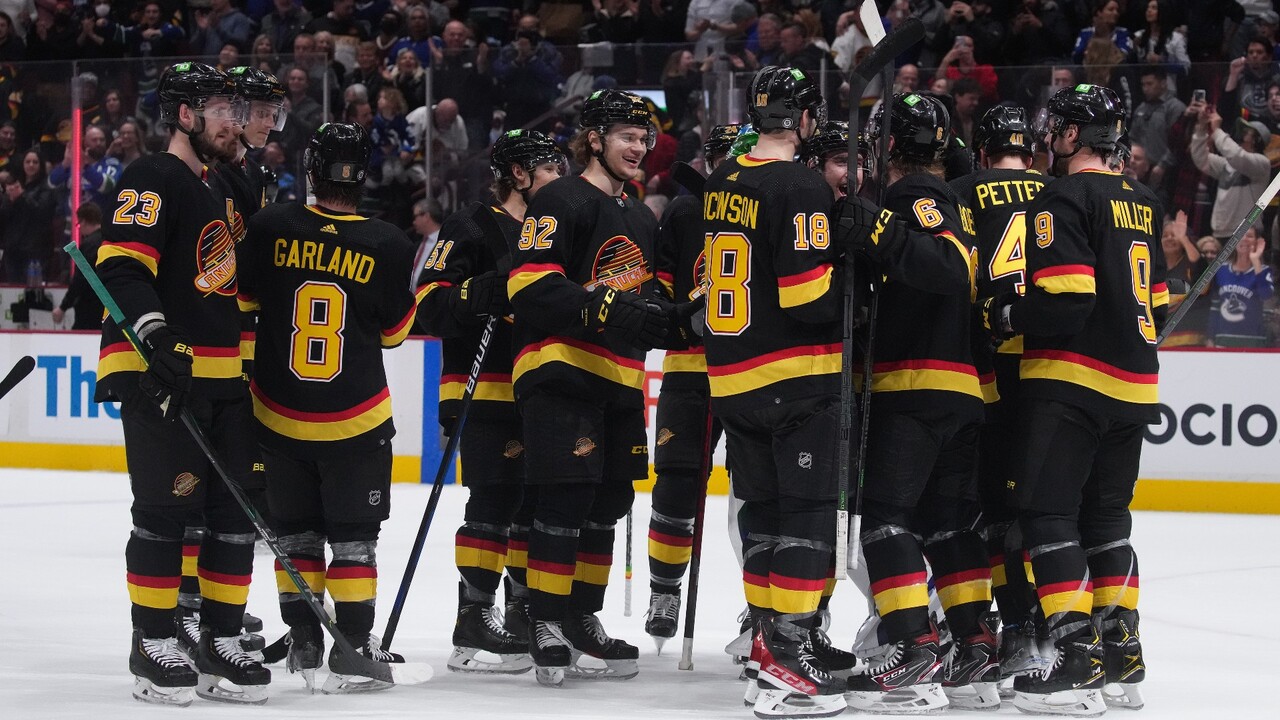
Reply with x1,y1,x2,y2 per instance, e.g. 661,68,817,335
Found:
854,17,924,83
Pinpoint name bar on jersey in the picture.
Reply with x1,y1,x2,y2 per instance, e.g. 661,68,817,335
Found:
273,238,375,283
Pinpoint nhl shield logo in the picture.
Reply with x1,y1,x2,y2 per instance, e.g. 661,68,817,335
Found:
368,490,382,506
798,452,813,470
172,472,200,497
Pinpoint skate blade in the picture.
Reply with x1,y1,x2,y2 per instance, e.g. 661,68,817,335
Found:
132,678,195,707
725,628,752,660
322,673,394,694
535,666,566,688
1012,688,1106,717
944,681,1001,710
845,684,949,715
650,635,668,655
744,679,761,707
288,667,317,692
196,674,269,705
1102,682,1144,710
447,647,534,675
753,687,847,719
565,656,639,681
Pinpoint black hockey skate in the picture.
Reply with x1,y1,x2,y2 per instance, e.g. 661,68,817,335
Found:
284,624,324,692
176,608,202,661
750,618,847,719
195,631,271,704
562,611,639,681
129,629,197,707
505,594,532,643
844,622,949,714
529,619,571,687
726,606,757,667
942,614,1001,710
1013,628,1106,717
643,590,680,653
322,634,404,694
1099,609,1144,710
806,627,858,679
998,618,1053,699
449,600,534,674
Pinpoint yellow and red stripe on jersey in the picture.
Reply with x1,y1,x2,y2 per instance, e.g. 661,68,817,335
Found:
415,280,452,306
1037,579,1093,618
527,558,575,596
574,551,613,586
743,571,771,610
250,381,393,442
99,341,241,380
1033,264,1096,295
440,372,514,403
1092,575,1139,611
239,331,255,362
198,567,252,605
456,534,508,574
508,262,566,298
1020,349,1158,405
382,305,416,347
707,343,841,398
935,568,992,611
1151,281,1169,309
98,240,161,276
662,347,707,375
771,573,826,615
275,557,325,594
236,291,260,313
656,270,675,297
505,537,528,572
869,358,983,399
127,572,180,609
990,553,1008,589
996,334,1024,355
326,564,377,603
980,371,999,404
648,528,694,566
514,336,646,390
938,230,974,272
778,263,834,308
871,571,930,616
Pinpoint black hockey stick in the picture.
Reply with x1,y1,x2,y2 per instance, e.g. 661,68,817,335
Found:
0,355,35,401
64,241,432,687
1157,171,1280,345
834,12,925,577
677,407,715,671
671,160,706,196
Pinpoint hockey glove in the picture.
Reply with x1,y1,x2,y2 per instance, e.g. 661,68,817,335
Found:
980,293,1019,344
583,286,669,350
836,194,904,260
452,270,510,321
137,321,193,421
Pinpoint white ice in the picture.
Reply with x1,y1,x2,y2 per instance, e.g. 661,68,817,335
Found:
0,468,1273,719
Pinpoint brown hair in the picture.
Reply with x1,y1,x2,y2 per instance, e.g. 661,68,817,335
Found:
568,128,599,168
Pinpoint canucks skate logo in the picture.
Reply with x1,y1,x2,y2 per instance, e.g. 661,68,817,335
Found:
587,235,652,292
573,437,597,457
193,218,238,296
690,250,707,300
503,440,524,459
172,472,200,497
656,428,675,446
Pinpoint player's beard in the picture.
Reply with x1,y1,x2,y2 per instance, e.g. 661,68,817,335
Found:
193,127,239,164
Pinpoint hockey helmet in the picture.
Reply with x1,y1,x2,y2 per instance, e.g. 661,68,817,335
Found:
974,104,1036,159
868,92,950,164
801,120,850,166
305,122,372,184
158,62,238,128
703,123,743,161
1043,83,1125,152
747,65,827,133
490,129,566,181
579,89,656,149
227,66,286,134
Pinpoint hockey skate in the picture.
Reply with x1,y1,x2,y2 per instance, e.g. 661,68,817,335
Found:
322,634,402,694
751,618,847,719
176,609,202,662
941,615,1001,710
726,606,756,668
129,629,197,707
529,619,571,688
643,591,680,653
844,622,949,714
449,601,534,674
998,620,1054,699
1099,609,1144,710
1012,629,1107,717
562,611,639,681
807,627,858,679
504,594,531,643
194,631,271,704
283,624,324,692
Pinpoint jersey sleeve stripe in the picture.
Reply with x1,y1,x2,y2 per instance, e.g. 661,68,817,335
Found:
381,306,416,347
98,241,161,276
938,231,971,267
236,292,261,312
98,341,241,380
508,262,567,298
415,280,452,305
250,383,393,442
513,336,646,391
869,358,983,399
1032,264,1097,295
1020,349,1158,405
777,263,834,308
707,343,841,398
1151,282,1169,308
662,348,707,375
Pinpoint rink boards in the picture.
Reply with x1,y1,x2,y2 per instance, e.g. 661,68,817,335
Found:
0,331,1277,514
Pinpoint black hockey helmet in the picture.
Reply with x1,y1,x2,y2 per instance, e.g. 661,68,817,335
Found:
1043,83,1125,152
802,120,850,165
227,66,284,105
974,104,1036,158
747,65,827,132
158,62,237,128
490,128,566,181
579,89,656,149
868,92,950,163
703,123,743,160
305,122,372,184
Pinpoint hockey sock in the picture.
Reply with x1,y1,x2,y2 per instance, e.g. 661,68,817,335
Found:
126,524,184,637
276,531,326,628
504,486,537,598
740,500,780,618
197,528,256,635
771,497,835,626
648,470,700,593
455,521,509,603
925,529,991,639
527,519,580,621
328,539,378,640
1027,539,1093,642
179,526,204,614
818,555,836,612
570,520,615,613
1086,539,1139,616
862,522,932,641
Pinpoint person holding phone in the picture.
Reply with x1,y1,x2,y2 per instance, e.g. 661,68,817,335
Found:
934,33,998,101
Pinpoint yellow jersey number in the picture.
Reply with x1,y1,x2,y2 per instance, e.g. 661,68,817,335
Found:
290,281,347,381
705,231,751,335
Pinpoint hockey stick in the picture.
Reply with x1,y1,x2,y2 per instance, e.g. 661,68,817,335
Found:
677,407,715,671
1157,170,1280,345
64,241,432,687
0,355,35,401
670,160,706,196
624,508,634,616
834,13,925,579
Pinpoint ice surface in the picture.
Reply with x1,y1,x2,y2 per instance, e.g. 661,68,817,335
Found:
0,469,1274,718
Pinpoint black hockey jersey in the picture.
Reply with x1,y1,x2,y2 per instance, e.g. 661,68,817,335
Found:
701,154,842,415
656,193,709,392
211,157,271,375
1009,169,1168,423
95,153,244,402
416,201,519,421
237,204,418,458
862,172,983,420
508,175,660,407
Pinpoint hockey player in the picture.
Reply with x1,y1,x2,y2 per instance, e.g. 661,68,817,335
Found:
214,66,286,223
643,123,738,651
949,103,1050,697
507,88,693,687
701,66,851,719
982,83,1163,715
95,62,268,706
801,120,861,201
836,92,987,714
236,122,420,694
415,129,566,674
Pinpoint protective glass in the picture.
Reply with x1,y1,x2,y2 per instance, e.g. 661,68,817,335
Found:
248,100,287,132
196,96,250,126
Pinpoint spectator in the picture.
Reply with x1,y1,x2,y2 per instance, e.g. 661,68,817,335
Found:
1130,0,1190,80
409,196,442,249
583,0,642,45
370,85,411,174
303,0,369,70
114,2,184,99
344,97,373,129
1005,0,1074,67
1191,107,1271,243
347,40,385,103
431,20,493,152
49,124,120,210
372,8,402,62
935,34,998,101
1207,225,1275,347
249,32,277,72
53,202,104,330
0,120,14,173
1225,39,1280,119
951,77,982,146
1130,66,1185,191
189,0,254,56
390,46,427,111
931,0,1006,66
408,97,468,168
312,31,347,86
1159,209,1209,346
492,17,563,130
287,33,340,108
894,63,920,93
24,0,78,61
831,5,874,74
749,12,783,66
0,148,55,282
1082,36,1132,111
73,2,123,59
260,0,310,57
260,140,298,202
778,21,835,99
1071,0,1132,64
389,4,432,69
216,42,240,72
1124,138,1152,183
107,118,147,169
0,10,26,60
281,66,322,149
661,49,701,133
685,0,739,59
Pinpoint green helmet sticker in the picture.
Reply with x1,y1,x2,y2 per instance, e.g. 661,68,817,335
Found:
1075,83,1094,92
229,66,247,75
174,62,192,72
589,90,602,100
904,94,922,107
506,129,522,137
317,122,329,134
789,68,805,81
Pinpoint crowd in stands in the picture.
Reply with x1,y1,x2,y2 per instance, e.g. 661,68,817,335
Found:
0,0,1276,345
